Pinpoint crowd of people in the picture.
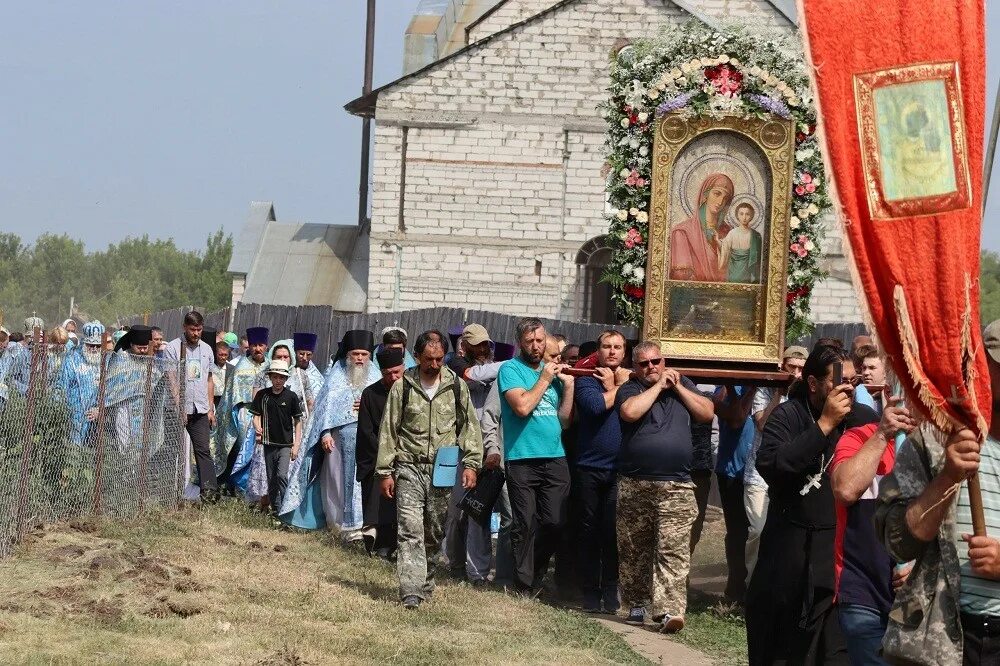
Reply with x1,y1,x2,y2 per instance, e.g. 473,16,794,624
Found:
2,310,1000,665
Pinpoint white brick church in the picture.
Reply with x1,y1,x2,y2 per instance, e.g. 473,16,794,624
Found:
346,0,861,324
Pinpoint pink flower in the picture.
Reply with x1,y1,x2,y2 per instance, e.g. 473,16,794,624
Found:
795,185,806,196
801,173,813,184
805,183,816,193
624,169,646,187
790,243,802,254
624,228,643,248
798,234,808,244
796,246,808,258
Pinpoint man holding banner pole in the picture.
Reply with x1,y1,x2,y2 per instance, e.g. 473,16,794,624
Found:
876,324,1000,665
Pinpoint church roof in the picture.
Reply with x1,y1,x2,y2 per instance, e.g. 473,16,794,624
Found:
228,203,368,312
345,0,797,118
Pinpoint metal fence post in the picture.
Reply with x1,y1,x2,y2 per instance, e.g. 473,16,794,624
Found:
174,342,187,503
136,342,157,508
91,332,112,515
14,328,44,539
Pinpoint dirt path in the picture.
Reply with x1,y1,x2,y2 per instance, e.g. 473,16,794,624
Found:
595,616,714,665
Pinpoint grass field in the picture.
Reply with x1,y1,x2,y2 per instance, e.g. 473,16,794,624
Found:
0,502,648,665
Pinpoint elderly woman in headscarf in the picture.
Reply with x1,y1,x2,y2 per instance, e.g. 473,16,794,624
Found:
669,173,735,282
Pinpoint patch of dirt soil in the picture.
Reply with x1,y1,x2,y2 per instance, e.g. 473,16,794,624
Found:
254,644,312,666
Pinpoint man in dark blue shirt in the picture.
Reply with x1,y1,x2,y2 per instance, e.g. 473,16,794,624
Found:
572,330,632,612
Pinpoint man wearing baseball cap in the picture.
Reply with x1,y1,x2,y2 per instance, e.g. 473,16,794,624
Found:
445,323,509,584
875,321,1000,664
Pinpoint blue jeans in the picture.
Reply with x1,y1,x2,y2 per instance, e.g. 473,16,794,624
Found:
838,603,888,665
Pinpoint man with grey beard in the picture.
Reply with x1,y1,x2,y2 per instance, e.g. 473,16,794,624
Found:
280,330,380,541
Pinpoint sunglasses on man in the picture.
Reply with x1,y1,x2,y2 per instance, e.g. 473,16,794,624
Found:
637,357,663,368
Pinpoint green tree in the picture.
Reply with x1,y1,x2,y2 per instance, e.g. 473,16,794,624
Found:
0,230,232,329
982,250,1000,325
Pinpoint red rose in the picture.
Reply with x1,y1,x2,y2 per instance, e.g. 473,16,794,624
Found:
624,285,645,299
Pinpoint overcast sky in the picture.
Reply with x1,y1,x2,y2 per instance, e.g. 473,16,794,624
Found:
2,1,999,253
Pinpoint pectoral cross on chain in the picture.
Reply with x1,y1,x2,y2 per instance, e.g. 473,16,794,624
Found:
799,454,831,496
800,472,823,496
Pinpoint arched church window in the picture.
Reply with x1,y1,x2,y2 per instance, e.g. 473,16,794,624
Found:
576,236,616,324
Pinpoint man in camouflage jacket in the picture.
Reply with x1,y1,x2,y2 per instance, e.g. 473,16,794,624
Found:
875,320,1000,665
376,331,483,609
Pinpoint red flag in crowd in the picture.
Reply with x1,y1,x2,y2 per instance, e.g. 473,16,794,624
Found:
799,0,992,442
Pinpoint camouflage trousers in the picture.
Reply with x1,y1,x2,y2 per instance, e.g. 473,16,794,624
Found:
395,462,451,600
617,477,697,619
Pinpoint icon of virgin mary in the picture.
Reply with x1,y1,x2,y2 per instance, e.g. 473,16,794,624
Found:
669,173,734,282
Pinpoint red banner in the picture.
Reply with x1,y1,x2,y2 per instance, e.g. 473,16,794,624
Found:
799,0,991,437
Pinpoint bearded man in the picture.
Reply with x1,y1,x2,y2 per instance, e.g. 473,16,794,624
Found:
104,325,164,455
293,332,325,404
218,326,269,493
280,330,379,540
61,320,106,446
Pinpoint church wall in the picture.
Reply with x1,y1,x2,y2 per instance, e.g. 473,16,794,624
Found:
368,0,861,326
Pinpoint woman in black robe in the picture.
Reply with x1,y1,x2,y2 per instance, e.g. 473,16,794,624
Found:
746,344,878,665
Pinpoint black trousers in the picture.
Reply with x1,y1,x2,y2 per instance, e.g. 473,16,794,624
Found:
263,445,291,511
507,457,571,590
187,412,218,494
963,613,1000,666
574,465,618,603
717,472,749,602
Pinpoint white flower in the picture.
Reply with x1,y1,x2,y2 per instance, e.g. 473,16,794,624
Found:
797,208,810,220
681,62,694,74
670,68,683,79
790,218,801,229
637,112,649,123
620,117,630,128
676,76,688,86
634,267,645,281
629,137,640,149
804,239,815,251
620,168,631,178
749,66,762,77
622,262,635,275
718,54,730,64
808,203,819,215
629,207,640,216
636,211,649,223
639,145,649,157
649,89,661,100
616,209,628,221
795,147,816,161
793,270,805,279
700,57,714,67
730,58,741,68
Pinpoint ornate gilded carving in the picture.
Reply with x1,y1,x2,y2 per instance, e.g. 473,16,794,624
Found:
642,112,795,365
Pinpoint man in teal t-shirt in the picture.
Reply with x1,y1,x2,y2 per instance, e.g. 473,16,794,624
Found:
499,318,574,595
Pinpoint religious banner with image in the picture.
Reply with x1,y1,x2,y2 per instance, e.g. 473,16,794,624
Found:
799,0,991,436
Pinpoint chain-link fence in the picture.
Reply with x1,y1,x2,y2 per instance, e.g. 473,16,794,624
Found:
0,334,187,556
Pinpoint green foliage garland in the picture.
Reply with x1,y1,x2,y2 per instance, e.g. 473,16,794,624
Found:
602,22,830,341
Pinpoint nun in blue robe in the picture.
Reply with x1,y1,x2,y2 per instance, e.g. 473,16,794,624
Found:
280,330,379,534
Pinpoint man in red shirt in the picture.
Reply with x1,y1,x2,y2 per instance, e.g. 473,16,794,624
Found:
830,397,916,664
